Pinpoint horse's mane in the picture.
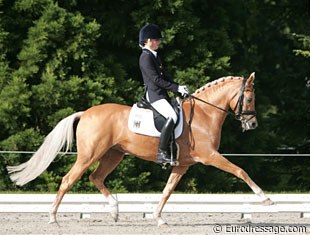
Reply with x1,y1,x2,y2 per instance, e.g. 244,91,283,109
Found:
193,76,243,95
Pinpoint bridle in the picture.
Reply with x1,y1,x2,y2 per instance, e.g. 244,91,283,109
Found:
232,76,256,120
188,76,256,125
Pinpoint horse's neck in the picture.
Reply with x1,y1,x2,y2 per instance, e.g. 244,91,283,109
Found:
187,78,240,145
193,79,238,114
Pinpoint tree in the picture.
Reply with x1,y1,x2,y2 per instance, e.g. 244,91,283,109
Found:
0,0,309,192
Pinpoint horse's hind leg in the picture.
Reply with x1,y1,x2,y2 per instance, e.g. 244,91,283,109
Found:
89,149,124,222
49,156,96,224
205,152,273,205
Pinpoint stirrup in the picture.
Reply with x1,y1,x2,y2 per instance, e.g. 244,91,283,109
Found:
156,150,179,168
158,160,179,169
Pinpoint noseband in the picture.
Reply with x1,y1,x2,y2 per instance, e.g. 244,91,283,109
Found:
189,76,256,122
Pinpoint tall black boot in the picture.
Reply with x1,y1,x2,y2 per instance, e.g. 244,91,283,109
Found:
156,117,178,166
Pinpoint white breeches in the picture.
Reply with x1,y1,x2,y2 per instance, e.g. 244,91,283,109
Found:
150,99,178,124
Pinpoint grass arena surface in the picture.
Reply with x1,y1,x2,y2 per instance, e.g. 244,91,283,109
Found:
1,212,309,235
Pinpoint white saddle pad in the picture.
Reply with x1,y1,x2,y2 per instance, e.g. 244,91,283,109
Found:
128,104,183,138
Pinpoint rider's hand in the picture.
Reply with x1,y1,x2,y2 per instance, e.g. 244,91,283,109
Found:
178,85,190,98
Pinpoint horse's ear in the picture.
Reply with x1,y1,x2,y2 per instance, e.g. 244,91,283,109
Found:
247,72,255,85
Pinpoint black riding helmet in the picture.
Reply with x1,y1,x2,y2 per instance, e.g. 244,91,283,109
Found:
139,24,163,47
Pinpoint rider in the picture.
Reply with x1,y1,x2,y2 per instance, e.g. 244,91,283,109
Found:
138,23,190,165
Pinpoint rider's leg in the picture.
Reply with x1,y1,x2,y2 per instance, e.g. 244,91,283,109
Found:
151,99,178,165
151,99,178,124
157,117,176,164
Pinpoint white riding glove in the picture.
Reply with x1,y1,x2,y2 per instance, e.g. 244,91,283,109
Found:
178,85,190,97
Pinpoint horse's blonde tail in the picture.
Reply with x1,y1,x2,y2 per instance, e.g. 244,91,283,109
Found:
7,111,84,186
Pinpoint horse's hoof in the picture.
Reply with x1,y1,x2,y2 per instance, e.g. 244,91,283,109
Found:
107,196,119,222
157,218,168,228
111,213,119,222
110,206,119,222
48,219,59,226
262,198,274,206
48,214,57,224
159,223,169,228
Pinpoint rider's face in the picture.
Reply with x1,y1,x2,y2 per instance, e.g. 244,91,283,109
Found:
146,39,161,51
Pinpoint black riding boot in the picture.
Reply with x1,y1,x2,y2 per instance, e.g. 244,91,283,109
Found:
157,117,178,166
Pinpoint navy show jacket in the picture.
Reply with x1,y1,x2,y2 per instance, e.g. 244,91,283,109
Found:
139,48,179,103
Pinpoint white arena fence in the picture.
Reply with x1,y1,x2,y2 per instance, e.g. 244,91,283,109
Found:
0,194,310,219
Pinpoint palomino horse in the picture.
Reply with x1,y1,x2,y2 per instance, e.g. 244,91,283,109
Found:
7,72,273,227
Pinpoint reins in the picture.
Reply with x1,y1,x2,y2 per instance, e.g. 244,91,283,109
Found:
189,94,235,116
186,94,235,129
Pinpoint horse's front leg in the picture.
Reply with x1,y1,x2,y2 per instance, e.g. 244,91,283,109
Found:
154,166,189,227
202,151,273,205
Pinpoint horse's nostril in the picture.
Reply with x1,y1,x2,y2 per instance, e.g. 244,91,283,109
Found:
252,122,257,128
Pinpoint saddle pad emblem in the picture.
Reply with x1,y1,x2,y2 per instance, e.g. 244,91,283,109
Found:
128,104,183,138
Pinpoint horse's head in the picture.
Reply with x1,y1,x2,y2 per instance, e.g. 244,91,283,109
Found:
230,72,258,131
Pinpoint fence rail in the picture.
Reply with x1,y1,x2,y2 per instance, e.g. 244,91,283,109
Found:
1,194,310,219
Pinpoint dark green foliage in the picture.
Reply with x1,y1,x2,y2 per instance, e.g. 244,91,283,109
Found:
0,0,309,193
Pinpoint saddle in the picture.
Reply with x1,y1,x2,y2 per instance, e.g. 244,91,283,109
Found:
128,97,183,138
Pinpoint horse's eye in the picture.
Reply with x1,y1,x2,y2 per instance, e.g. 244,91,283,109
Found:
246,97,252,103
